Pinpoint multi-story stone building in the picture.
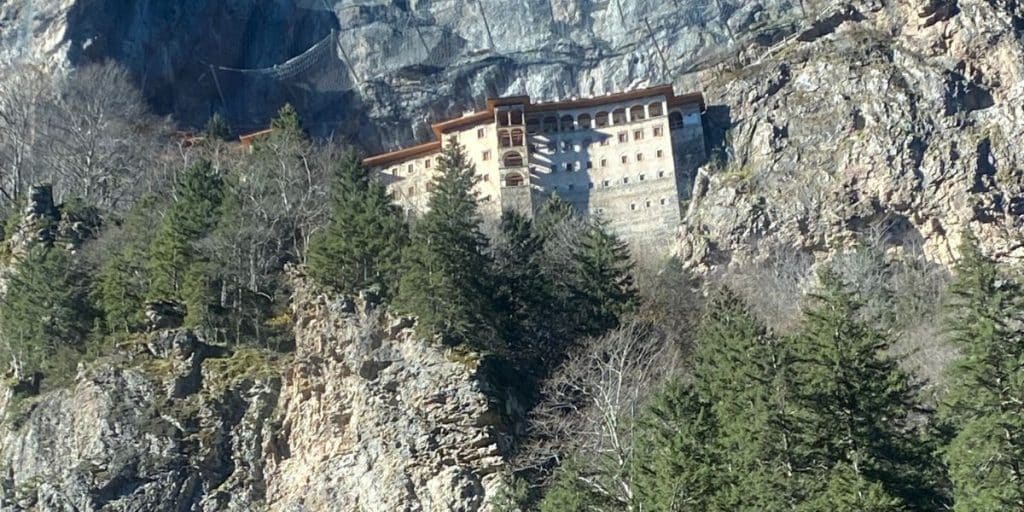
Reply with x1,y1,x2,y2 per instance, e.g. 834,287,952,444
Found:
364,85,707,255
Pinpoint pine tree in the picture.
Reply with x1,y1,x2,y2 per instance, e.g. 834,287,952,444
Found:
694,288,801,511
491,211,559,362
796,464,907,512
307,150,407,297
95,196,162,333
204,112,232,141
791,269,935,509
539,460,616,512
632,379,719,511
146,160,224,325
394,139,497,349
0,246,95,384
569,218,636,336
939,234,1024,511
270,103,301,133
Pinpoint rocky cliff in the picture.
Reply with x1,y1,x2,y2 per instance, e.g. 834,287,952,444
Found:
679,0,1024,269
0,277,510,511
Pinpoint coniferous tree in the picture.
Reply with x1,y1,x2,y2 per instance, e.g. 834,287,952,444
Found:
539,459,617,512
694,288,801,511
796,464,907,512
569,218,636,336
146,160,224,325
394,139,497,349
939,235,1024,511
632,379,719,512
95,196,162,333
204,112,232,141
0,245,95,384
491,211,558,361
791,269,935,509
307,150,407,297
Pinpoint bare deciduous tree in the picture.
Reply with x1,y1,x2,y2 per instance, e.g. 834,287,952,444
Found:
39,61,170,210
0,63,55,205
518,321,681,507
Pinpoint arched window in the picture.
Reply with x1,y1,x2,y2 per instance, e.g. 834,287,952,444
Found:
612,108,627,125
543,116,559,132
511,128,525,146
630,105,646,121
649,102,664,117
669,112,684,129
503,151,524,168
577,113,592,129
560,115,575,131
499,130,513,148
505,172,525,187
595,111,610,127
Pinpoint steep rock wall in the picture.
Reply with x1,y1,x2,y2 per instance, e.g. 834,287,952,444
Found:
678,0,1024,268
265,281,508,511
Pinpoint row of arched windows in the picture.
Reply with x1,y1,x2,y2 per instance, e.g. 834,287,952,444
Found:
525,101,667,134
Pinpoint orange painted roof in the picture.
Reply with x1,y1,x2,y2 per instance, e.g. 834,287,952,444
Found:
364,84,705,167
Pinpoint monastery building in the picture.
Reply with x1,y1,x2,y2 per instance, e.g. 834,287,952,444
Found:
364,85,707,253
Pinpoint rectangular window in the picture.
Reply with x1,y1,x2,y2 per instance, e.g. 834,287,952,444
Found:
477,128,486,138
654,126,664,137
408,186,415,195
482,150,491,161
600,158,608,168
636,153,644,162
630,203,637,211
565,163,574,172
586,161,594,169
408,164,414,174
657,149,664,158
645,200,651,208
658,170,665,178
660,198,667,205
425,159,432,168
602,180,610,187
639,174,645,181
589,182,595,189
621,155,628,164
618,132,628,143
600,138,610,146
483,175,490,182
633,129,644,140
623,177,629,184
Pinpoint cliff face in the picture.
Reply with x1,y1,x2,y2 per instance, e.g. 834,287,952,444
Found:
0,278,510,511
679,0,1024,268
266,282,507,511
0,0,836,147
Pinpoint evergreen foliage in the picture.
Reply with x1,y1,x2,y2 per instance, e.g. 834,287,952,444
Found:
694,288,801,511
633,379,719,511
145,159,224,325
790,269,937,510
568,218,636,336
204,112,232,141
394,139,497,349
95,196,162,333
0,245,95,384
307,150,407,297
796,463,907,512
939,235,1024,511
491,211,559,361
